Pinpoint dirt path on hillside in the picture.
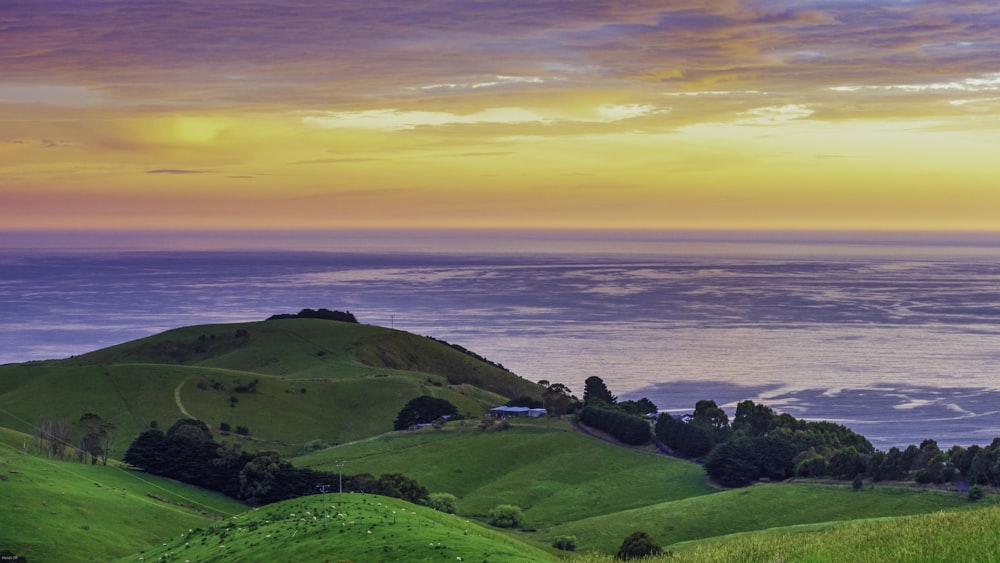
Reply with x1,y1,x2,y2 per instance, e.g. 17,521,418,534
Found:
174,380,195,419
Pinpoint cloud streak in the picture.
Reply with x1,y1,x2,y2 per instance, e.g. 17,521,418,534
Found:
4,1,999,115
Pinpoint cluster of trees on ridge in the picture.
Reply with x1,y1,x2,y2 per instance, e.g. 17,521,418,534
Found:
266,308,358,323
123,419,427,506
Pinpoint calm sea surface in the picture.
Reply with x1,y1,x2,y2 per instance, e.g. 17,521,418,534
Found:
3,230,1000,449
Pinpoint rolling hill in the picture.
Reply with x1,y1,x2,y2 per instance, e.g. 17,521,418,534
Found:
3,316,995,562
0,318,542,457
0,427,246,562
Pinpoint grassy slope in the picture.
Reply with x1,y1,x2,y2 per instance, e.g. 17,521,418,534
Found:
548,480,977,554
0,319,536,457
566,503,1000,562
118,493,558,563
0,428,246,563
296,418,718,525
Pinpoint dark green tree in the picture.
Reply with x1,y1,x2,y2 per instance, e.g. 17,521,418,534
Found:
583,376,616,406
733,400,774,435
393,396,458,430
615,530,663,560
77,412,110,465
542,382,576,415
692,399,729,433
123,428,166,470
374,472,429,504
238,451,285,505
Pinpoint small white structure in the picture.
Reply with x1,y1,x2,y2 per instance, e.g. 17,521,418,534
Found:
489,406,547,418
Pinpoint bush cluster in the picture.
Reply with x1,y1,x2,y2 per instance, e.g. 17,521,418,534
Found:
579,403,651,445
123,418,427,506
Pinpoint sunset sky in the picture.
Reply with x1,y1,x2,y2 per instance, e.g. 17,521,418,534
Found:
3,1,1000,232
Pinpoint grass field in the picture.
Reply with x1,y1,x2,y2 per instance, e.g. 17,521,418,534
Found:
545,480,980,553
117,492,558,563
565,502,1000,562
0,428,246,562
297,418,718,525
5,318,998,561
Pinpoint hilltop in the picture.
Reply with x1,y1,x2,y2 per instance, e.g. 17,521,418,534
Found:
0,317,542,458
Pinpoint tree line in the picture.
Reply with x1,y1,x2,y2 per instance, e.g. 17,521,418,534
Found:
266,308,358,323
658,397,1000,488
571,376,1000,490
123,419,427,506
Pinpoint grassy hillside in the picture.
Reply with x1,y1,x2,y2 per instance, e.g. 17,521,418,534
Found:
0,319,539,457
547,480,979,553
118,492,558,563
566,503,1000,562
0,428,246,563
296,418,717,525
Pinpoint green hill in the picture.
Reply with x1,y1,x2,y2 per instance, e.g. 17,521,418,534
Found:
117,492,557,563
0,427,246,563
3,318,994,561
0,319,541,457
297,418,717,526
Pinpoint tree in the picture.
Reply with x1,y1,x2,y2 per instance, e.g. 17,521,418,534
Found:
552,536,578,552
655,414,714,458
78,413,107,465
487,504,524,528
583,376,616,406
425,492,457,514
238,451,285,505
579,403,650,445
733,400,774,436
542,382,575,415
393,396,458,430
968,484,985,502
123,428,166,470
98,420,115,466
374,473,429,504
692,399,729,433
166,418,213,442
615,531,663,560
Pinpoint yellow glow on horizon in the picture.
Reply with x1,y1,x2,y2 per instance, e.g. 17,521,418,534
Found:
4,2,1000,233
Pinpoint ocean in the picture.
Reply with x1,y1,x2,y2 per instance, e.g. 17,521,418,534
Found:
3,229,1000,450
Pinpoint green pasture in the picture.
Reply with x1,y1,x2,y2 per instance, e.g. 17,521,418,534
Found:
118,493,558,563
296,419,717,525
566,503,1000,562
0,428,246,563
547,480,979,553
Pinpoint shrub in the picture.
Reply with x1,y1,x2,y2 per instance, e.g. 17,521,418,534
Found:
487,504,524,528
393,396,458,430
968,484,985,502
426,492,458,514
552,535,578,551
615,530,663,560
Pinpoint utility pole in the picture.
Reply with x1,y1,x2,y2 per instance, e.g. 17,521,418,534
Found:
336,460,346,493
315,484,330,528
